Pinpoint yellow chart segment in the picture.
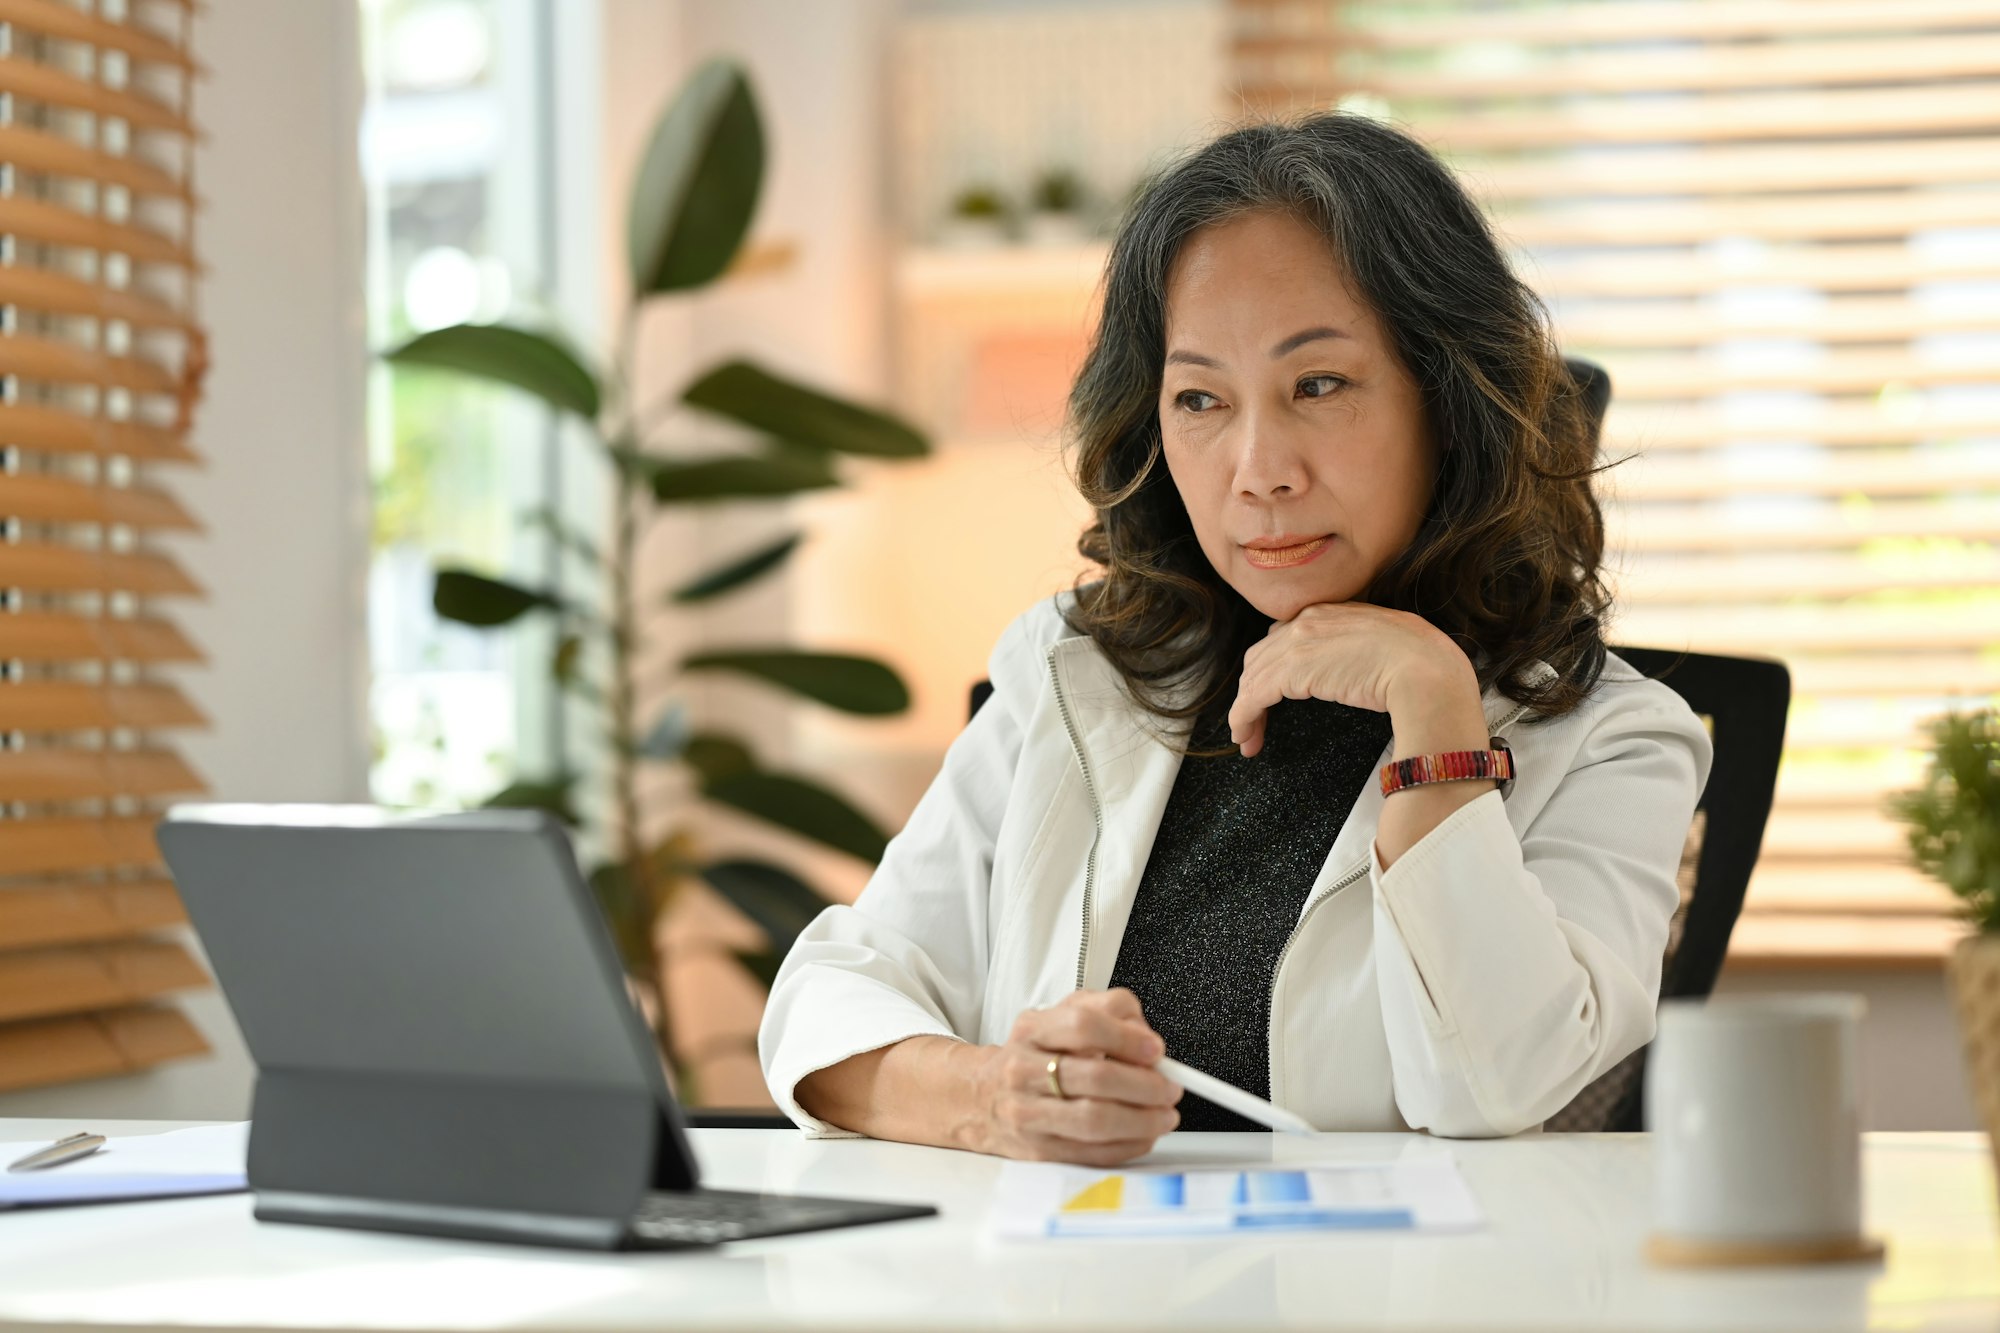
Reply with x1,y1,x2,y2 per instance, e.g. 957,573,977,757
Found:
1061,1176,1126,1213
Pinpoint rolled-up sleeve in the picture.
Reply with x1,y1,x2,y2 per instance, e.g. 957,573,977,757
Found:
1369,684,1712,1138
757,601,1053,1135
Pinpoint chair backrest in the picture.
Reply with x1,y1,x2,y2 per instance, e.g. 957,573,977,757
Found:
1609,648,1790,1007
1566,355,1612,436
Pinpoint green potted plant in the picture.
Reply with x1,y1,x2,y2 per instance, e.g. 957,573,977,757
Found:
1025,167,1089,246
382,59,930,1093
938,183,1011,249
1889,708,2000,1174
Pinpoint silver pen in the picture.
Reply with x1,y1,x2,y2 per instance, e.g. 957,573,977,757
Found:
6,1132,106,1172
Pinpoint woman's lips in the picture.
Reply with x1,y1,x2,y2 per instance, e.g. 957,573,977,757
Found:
1241,535,1332,569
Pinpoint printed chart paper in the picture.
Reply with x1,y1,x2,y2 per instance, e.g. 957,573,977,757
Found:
992,1156,1483,1239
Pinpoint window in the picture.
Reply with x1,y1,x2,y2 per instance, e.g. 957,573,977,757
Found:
359,0,561,809
0,0,211,1089
1231,0,1998,961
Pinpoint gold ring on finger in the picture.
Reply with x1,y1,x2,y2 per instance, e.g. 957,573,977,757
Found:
1046,1055,1067,1100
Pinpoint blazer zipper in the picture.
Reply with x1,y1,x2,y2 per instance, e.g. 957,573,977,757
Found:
1265,698,1536,1104
1047,644,1105,991
1264,854,1371,1106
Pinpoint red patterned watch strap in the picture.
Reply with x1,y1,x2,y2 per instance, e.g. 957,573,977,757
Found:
1379,736,1515,798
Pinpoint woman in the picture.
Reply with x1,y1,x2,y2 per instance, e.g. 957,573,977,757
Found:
758,114,1711,1164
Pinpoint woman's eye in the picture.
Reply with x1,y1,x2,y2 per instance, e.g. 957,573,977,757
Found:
1175,390,1219,413
1298,375,1346,399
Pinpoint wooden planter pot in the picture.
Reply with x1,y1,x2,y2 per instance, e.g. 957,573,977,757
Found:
1948,934,2000,1176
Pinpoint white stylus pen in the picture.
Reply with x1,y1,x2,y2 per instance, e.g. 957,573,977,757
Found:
1156,1056,1317,1136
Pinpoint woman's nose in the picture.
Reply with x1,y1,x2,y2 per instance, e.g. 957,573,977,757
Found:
1230,417,1312,498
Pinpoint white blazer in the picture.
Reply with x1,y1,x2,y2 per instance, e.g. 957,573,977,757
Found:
759,592,1713,1139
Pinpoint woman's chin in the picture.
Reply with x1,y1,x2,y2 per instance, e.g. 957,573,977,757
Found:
1228,574,1363,622
1235,588,1327,622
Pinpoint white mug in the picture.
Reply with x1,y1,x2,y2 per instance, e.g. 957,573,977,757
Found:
1646,994,1868,1255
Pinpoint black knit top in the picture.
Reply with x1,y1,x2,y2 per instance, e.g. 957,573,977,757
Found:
1106,694,1394,1131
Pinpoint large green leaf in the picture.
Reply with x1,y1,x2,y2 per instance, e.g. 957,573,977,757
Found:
682,649,909,715
700,858,829,953
614,445,839,503
680,731,757,784
670,532,802,604
434,569,563,627
628,58,764,295
483,775,579,825
387,324,601,420
683,360,927,459
702,770,889,863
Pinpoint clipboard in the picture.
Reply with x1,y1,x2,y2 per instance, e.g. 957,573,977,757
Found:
0,1123,248,1210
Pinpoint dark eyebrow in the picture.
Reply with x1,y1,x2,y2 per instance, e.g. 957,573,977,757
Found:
1164,326,1352,370
1271,326,1350,358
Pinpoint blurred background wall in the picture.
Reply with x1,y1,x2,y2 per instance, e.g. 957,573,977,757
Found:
1,0,1988,1130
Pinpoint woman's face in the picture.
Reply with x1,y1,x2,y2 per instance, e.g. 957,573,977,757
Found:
1158,209,1434,623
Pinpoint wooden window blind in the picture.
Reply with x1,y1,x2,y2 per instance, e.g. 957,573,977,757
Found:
1230,0,1995,962
0,0,211,1092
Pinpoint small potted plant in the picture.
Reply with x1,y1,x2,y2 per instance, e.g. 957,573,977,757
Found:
937,184,1011,249
1024,167,1089,246
1889,709,2000,1174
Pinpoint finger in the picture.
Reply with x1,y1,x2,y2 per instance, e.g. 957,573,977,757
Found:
1090,987,1145,1021
1231,692,1269,756
1228,665,1272,755
1018,1092,1179,1143
1034,1004,1166,1065
1045,1053,1182,1108
1232,647,1326,756
1018,1001,1153,1063
1000,1045,1164,1104
1033,1135,1162,1168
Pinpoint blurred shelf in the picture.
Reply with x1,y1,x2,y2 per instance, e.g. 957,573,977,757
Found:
893,244,1111,444
896,242,1110,300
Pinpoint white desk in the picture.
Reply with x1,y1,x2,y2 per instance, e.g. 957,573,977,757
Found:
0,1119,1992,1332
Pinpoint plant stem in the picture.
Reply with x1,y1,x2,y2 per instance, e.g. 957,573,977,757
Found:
610,306,677,1077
